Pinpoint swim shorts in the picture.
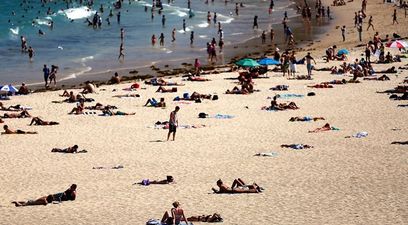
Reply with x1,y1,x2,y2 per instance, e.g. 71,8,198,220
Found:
169,124,177,133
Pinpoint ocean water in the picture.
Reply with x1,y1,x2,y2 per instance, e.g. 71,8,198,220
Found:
0,0,298,85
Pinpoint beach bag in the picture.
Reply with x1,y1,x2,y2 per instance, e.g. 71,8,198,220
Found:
212,95,218,100
141,179,150,186
183,93,190,99
198,112,207,118
307,92,316,96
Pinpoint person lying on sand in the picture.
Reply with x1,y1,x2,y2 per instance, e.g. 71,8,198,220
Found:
85,103,117,110
102,109,135,116
226,86,249,94
308,123,338,133
187,76,211,82
391,141,408,145
0,103,29,111
112,93,141,98
308,83,333,88
190,92,212,100
145,98,166,107
281,144,313,149
289,116,325,122
378,86,408,94
2,109,31,119
188,213,223,223
135,176,174,185
212,178,262,194
288,75,312,80
376,66,397,74
1,125,37,135
156,86,178,93
321,79,347,85
12,184,76,207
270,85,289,91
161,201,189,225
264,96,299,110
145,77,184,86
29,117,59,126
363,75,390,81
51,145,87,153
390,93,408,100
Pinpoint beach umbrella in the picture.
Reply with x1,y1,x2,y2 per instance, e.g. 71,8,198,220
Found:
386,40,408,49
235,58,260,67
257,58,281,65
337,49,350,56
0,85,18,93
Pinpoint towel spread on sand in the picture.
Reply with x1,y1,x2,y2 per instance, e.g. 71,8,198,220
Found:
275,94,304,99
211,114,235,119
149,124,206,129
348,132,368,138
254,152,278,157
93,165,124,170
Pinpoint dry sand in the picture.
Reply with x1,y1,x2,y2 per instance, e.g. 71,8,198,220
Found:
0,1,407,224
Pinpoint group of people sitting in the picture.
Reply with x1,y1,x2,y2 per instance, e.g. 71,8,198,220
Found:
263,96,299,110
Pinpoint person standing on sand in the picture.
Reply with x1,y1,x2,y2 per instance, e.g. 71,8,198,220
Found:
261,31,266,44
367,16,374,31
357,24,362,42
194,58,201,75
117,11,121,24
304,52,316,77
167,106,180,141
341,26,346,42
43,64,50,87
270,29,275,43
392,9,399,24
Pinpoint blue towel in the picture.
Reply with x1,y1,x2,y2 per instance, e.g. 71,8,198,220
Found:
212,114,235,119
276,93,304,99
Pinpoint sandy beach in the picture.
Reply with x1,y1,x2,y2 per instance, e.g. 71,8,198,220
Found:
0,0,407,224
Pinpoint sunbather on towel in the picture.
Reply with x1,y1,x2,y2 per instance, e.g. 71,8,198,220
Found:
102,109,135,116
51,145,87,153
270,85,289,91
2,109,31,118
321,79,347,85
85,103,117,110
29,117,59,126
289,116,325,122
188,213,223,223
135,176,174,185
144,98,166,107
156,86,178,93
390,93,408,100
377,66,397,74
308,83,333,88
281,144,313,149
2,125,37,135
187,76,211,81
112,93,140,98
225,86,249,95
12,184,76,207
68,100,85,115
308,123,337,133
145,78,184,86
363,75,390,81
0,103,28,111
212,178,262,194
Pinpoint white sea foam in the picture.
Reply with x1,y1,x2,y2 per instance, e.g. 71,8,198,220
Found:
218,14,234,24
34,19,51,26
198,35,208,39
60,66,92,81
59,6,96,20
9,27,19,35
197,22,209,28
80,56,94,63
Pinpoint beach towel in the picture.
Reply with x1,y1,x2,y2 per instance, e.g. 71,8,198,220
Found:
93,165,124,170
254,152,278,157
281,144,313,150
398,104,408,107
346,131,368,138
274,94,304,99
212,114,235,119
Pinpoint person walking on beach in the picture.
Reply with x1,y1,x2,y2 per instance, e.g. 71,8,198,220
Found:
367,16,374,31
270,29,275,43
157,33,163,47
117,11,121,24
194,58,201,75
120,28,125,42
27,46,34,62
357,24,362,42
43,64,50,87
261,31,266,44
392,9,399,24
171,28,176,42
304,52,316,77
118,43,125,60
152,34,157,46
167,106,180,141
253,15,258,29
49,65,58,87
190,31,194,45
341,26,346,42
162,15,166,27
235,3,239,16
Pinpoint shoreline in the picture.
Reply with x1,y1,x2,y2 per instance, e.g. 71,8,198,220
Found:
21,0,333,92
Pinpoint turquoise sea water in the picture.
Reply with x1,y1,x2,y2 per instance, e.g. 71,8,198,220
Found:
0,0,298,85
